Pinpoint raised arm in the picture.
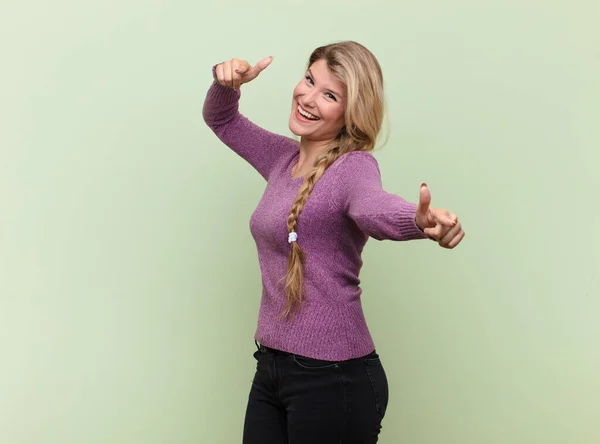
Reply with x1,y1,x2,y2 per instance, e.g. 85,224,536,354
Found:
202,57,298,181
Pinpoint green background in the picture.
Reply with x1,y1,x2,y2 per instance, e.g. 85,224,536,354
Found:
1,0,598,443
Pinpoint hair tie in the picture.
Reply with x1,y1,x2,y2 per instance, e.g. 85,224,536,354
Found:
288,232,298,243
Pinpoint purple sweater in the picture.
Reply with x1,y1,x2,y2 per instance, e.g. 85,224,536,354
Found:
203,67,428,360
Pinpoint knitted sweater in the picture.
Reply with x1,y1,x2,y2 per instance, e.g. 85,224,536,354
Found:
202,67,428,360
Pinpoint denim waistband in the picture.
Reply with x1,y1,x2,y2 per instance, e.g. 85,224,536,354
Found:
254,339,377,361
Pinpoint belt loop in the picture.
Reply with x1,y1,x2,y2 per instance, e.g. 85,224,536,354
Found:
254,339,261,352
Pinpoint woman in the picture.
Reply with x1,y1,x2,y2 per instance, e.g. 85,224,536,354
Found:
203,41,464,443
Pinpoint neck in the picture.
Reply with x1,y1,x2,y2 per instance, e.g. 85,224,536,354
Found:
296,137,332,170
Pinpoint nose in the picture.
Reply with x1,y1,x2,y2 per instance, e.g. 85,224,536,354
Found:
302,89,318,108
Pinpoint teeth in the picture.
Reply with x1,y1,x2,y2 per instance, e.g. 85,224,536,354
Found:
298,105,319,120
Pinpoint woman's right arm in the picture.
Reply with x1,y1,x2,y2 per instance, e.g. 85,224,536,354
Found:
202,58,298,181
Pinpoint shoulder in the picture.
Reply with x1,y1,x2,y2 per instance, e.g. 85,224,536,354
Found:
274,135,300,160
331,151,381,179
328,151,383,210
281,135,301,150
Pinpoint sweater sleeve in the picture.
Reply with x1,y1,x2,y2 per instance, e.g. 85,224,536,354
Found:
335,152,429,241
202,64,298,181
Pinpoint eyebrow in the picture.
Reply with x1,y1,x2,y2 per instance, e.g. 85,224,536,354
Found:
308,68,344,99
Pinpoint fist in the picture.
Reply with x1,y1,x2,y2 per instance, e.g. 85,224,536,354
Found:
415,183,465,249
215,56,274,90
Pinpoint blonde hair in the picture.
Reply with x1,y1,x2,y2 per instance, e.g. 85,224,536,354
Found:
279,41,389,318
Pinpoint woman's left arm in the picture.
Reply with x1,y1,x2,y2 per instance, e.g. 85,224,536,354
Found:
336,152,464,248
336,152,427,241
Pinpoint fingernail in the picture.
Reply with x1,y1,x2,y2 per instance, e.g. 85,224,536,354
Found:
421,182,427,187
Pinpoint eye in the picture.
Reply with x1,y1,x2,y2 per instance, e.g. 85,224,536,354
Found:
305,75,313,84
326,92,337,101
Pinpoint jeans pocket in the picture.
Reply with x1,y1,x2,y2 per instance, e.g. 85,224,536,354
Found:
364,357,389,419
291,354,340,370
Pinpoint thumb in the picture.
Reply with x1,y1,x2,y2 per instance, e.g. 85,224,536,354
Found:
417,183,431,216
417,183,436,228
243,56,273,83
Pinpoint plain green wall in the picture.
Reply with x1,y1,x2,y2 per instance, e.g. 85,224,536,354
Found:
1,0,599,443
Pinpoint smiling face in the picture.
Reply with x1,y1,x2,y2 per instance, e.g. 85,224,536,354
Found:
289,59,347,142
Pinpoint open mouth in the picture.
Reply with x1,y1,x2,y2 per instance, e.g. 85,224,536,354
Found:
296,104,320,122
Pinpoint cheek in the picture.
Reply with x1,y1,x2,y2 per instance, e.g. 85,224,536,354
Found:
292,83,306,99
321,103,345,123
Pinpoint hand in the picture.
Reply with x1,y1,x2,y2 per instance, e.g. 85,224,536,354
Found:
415,183,465,249
215,56,274,90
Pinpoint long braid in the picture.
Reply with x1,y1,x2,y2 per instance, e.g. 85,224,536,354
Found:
277,146,343,318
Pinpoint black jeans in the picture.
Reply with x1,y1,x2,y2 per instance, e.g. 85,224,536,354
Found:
243,341,389,443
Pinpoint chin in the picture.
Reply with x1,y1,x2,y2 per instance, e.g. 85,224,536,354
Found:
288,117,307,137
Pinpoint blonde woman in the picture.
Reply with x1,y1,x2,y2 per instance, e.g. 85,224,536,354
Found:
203,41,464,443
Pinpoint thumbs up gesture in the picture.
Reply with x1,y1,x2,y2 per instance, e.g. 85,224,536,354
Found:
415,183,465,249
215,56,274,90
